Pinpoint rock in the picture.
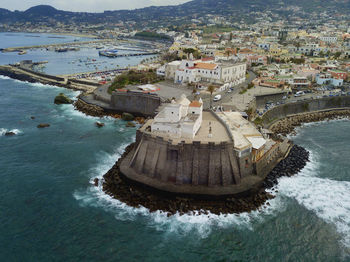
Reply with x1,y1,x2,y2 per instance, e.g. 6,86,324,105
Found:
122,112,135,121
4,131,15,136
54,93,73,105
37,123,50,128
126,122,136,128
94,178,99,187
95,121,105,128
30,116,35,120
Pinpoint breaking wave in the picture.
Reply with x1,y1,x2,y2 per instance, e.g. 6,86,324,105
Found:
0,128,22,136
277,154,350,249
73,143,284,238
0,75,11,80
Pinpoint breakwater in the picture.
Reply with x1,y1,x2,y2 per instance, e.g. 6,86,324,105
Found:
0,65,98,92
1,39,110,52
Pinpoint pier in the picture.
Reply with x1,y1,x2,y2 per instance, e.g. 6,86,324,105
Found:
99,51,159,58
1,39,113,53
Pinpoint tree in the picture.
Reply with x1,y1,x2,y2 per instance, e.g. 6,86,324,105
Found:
207,85,216,109
334,51,342,59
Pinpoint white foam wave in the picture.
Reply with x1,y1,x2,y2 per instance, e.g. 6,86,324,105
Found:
73,143,284,238
0,75,11,80
0,128,22,136
277,158,350,248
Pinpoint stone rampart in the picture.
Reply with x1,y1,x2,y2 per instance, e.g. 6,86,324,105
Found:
255,139,290,179
111,91,161,117
118,129,290,196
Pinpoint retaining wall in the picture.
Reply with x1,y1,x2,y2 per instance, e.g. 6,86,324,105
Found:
111,91,161,117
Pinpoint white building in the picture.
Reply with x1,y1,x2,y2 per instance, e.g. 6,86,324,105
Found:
319,36,338,44
151,95,203,139
174,58,246,86
165,60,181,80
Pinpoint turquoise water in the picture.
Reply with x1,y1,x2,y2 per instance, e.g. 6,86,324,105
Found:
1,76,350,261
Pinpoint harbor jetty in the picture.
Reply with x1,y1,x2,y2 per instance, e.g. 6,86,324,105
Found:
1,39,112,53
0,65,100,92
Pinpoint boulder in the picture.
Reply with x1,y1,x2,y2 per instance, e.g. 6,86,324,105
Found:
54,93,73,105
5,131,16,136
94,178,99,187
37,123,50,128
122,112,135,121
30,116,35,120
126,122,136,128
95,121,105,128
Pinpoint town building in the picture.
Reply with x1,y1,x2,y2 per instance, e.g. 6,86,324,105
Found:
151,95,203,139
173,58,246,86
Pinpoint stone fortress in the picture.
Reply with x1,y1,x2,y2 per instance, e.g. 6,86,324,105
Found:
119,95,291,196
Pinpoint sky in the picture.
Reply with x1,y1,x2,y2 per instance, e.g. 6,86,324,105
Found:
0,0,191,12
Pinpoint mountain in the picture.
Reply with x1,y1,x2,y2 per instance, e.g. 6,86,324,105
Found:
0,0,349,25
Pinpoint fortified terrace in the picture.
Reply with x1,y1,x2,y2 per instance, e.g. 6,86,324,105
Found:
119,95,291,196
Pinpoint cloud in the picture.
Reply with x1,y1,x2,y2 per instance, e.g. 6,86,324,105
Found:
0,0,191,12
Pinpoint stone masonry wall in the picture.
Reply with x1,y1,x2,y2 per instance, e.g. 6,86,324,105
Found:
130,131,242,187
111,91,161,117
262,96,350,127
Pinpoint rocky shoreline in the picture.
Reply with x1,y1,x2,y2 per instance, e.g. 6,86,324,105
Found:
270,109,350,136
74,99,106,117
102,143,309,216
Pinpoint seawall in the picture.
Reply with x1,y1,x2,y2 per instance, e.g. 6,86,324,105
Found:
261,96,350,134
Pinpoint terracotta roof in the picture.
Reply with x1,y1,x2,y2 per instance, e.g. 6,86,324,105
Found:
201,57,215,61
194,62,217,70
189,101,202,107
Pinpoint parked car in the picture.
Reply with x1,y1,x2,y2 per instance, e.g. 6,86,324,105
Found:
213,94,222,102
294,91,305,97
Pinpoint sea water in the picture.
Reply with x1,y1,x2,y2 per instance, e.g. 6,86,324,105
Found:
0,32,154,75
1,38,350,261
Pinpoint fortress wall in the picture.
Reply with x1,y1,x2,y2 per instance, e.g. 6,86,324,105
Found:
129,132,243,188
262,96,350,127
255,139,290,178
238,151,254,179
111,91,161,116
93,93,111,104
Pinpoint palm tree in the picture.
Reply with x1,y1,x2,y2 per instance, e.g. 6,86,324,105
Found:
207,85,216,109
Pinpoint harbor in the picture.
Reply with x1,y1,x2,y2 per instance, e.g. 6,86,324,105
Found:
0,33,164,76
